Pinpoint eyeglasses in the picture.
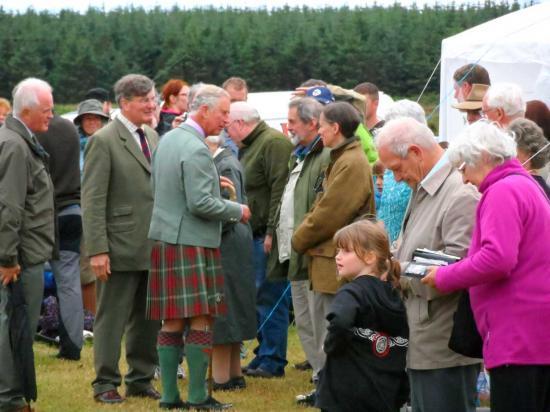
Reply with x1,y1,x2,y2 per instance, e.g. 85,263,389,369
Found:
457,162,467,174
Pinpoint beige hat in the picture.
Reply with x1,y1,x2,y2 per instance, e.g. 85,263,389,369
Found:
452,83,489,111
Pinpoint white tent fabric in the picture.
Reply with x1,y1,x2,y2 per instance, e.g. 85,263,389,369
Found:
439,3,550,141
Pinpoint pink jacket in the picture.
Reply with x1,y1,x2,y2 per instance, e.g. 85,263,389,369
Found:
436,159,550,369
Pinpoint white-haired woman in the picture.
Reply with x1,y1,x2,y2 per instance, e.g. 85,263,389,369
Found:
422,121,550,412
204,134,256,391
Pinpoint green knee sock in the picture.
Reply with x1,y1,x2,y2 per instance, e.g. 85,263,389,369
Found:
157,336,183,403
185,330,212,404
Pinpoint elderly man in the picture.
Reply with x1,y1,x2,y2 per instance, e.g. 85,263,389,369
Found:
0,78,55,412
377,118,481,412
227,101,293,378
453,63,491,103
147,85,250,410
482,83,526,128
267,97,331,402
82,74,161,404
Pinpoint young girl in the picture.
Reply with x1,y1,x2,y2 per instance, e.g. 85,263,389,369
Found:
315,220,409,412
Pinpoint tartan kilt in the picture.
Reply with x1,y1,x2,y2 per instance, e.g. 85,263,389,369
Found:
146,241,226,320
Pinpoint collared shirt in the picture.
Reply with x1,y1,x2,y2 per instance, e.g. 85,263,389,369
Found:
185,116,206,138
293,135,321,162
420,151,449,189
117,112,150,152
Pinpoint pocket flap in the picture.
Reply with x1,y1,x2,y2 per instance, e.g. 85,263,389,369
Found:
111,206,133,217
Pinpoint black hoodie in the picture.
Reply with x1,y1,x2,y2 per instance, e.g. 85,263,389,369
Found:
316,275,409,412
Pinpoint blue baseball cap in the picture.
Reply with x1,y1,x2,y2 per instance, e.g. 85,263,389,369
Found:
306,86,335,105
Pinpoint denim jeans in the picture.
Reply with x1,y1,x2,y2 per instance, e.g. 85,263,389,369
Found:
248,237,290,375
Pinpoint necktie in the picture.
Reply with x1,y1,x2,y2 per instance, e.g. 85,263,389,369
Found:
136,128,151,163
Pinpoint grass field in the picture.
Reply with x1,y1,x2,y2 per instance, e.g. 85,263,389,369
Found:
33,326,315,411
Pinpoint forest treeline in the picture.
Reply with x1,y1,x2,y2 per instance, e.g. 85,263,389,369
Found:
0,2,520,102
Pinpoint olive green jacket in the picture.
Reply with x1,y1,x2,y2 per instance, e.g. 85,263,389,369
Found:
82,117,158,271
267,137,331,281
239,121,293,237
0,115,55,267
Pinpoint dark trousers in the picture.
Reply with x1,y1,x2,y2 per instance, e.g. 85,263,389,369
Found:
491,365,550,412
408,364,480,412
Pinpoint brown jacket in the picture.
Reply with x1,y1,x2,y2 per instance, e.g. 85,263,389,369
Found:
292,138,375,294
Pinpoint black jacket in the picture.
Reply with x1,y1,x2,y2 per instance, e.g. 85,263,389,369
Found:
316,276,409,412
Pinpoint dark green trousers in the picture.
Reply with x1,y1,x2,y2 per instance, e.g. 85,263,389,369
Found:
92,270,160,395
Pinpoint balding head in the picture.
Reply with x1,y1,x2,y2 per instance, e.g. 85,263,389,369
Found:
376,118,442,188
12,77,54,133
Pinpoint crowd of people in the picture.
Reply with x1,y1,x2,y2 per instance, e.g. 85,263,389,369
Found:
0,63,549,412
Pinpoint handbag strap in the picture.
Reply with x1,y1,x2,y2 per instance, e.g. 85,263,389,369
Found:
506,172,550,204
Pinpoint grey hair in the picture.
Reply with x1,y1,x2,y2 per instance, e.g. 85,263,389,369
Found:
187,82,205,108
229,101,261,124
114,74,155,104
376,117,437,158
383,99,427,125
189,84,229,114
205,134,226,146
447,121,517,168
288,97,323,124
508,118,550,169
485,83,526,117
12,77,52,116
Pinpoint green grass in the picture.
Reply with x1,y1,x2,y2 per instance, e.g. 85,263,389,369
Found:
33,326,315,411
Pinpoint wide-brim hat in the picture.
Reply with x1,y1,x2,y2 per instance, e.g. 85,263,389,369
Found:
452,83,489,111
73,99,110,125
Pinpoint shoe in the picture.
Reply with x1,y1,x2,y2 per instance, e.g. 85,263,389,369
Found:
294,360,312,371
94,389,124,404
154,366,161,380
230,376,246,389
188,396,232,410
126,387,161,400
246,367,284,379
212,376,246,391
296,390,316,407
160,399,189,410
10,405,35,412
178,364,186,379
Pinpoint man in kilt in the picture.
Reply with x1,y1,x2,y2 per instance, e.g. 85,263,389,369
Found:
146,84,251,410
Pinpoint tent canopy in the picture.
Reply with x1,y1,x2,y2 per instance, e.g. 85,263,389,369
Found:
439,2,550,141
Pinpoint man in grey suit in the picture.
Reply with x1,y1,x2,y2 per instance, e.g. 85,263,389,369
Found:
82,74,161,404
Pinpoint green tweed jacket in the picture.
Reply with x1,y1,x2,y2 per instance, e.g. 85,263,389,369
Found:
148,124,242,248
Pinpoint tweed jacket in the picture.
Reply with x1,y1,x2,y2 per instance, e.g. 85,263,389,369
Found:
148,124,242,248
0,115,55,267
82,117,158,271
395,159,481,369
292,138,375,294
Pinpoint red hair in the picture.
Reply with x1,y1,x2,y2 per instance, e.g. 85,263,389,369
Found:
161,79,188,110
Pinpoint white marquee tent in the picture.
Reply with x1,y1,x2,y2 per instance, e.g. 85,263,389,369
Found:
438,2,550,141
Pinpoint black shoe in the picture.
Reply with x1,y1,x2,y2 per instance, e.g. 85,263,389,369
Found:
246,367,284,379
296,390,316,407
160,399,189,410
230,376,246,389
212,376,246,392
188,396,232,410
294,360,312,371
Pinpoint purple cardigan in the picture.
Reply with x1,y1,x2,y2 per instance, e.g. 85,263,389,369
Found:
436,159,550,369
